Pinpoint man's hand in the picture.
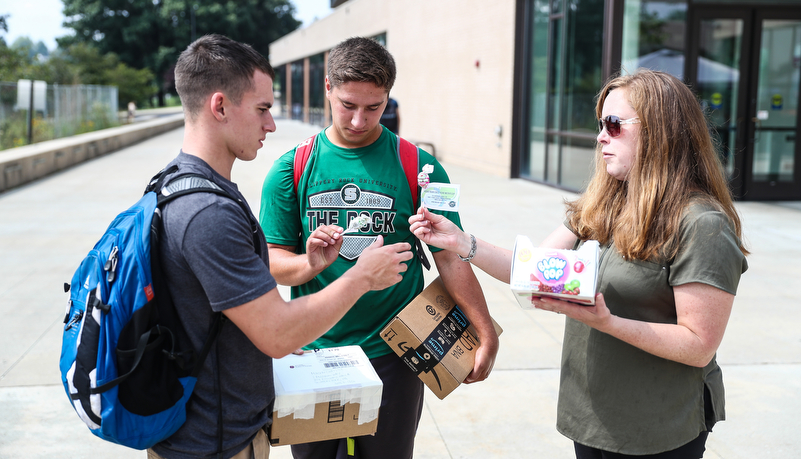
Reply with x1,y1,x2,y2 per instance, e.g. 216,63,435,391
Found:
351,235,413,291
464,330,499,384
306,225,344,272
432,250,499,385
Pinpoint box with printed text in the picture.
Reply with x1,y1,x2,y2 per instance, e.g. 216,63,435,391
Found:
380,277,503,400
510,236,600,307
269,345,382,446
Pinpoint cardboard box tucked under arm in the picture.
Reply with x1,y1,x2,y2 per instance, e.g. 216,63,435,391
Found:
380,277,503,400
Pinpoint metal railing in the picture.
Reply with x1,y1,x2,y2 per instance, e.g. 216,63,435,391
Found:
0,81,119,151
281,102,329,128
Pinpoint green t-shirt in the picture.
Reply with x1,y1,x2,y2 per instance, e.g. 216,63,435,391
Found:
557,198,748,454
259,126,462,358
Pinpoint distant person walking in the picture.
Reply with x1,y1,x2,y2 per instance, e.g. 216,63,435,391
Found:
127,101,136,123
380,97,400,134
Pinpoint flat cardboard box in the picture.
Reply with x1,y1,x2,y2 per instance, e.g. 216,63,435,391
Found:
510,236,600,307
380,277,503,400
269,346,382,446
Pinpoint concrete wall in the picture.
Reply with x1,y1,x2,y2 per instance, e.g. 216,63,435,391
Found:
269,0,517,177
0,113,184,193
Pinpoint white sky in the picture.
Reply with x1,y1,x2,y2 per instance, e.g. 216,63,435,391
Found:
1,0,333,52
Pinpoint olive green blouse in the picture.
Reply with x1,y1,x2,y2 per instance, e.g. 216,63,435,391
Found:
557,199,748,455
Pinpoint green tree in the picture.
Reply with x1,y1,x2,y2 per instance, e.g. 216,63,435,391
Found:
0,40,27,82
0,13,7,35
106,62,157,107
61,42,121,85
2,40,157,107
59,0,301,105
60,43,157,106
25,49,81,84
11,36,49,59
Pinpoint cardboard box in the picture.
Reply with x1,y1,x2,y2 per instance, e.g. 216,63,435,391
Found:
269,346,382,446
510,236,600,307
380,277,503,400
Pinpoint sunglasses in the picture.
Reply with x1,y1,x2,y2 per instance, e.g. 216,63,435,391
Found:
598,115,640,137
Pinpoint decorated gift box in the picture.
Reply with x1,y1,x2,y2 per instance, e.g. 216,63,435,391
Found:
510,236,600,307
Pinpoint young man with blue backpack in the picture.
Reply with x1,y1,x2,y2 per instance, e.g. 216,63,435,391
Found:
150,35,415,459
61,34,414,459
259,37,500,459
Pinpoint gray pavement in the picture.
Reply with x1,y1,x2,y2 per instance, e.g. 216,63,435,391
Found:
1,119,799,458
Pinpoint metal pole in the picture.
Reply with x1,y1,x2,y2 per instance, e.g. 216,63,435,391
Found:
27,81,34,144
191,4,197,42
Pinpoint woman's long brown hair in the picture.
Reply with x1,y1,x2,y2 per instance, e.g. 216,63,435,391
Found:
566,70,748,260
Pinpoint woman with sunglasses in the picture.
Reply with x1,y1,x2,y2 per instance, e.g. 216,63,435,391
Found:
409,69,748,458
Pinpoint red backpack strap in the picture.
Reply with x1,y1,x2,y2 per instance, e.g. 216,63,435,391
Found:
398,136,432,270
293,135,317,194
397,136,420,208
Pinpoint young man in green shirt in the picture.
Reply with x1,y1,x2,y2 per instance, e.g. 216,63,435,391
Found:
259,37,499,459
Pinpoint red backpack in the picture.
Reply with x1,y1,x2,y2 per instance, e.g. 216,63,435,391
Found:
292,134,430,269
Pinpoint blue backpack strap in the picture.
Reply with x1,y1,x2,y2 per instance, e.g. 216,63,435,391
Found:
150,171,250,457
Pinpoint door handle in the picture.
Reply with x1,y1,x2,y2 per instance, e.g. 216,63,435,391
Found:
750,117,760,143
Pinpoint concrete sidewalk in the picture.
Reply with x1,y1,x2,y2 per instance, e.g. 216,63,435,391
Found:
1,119,799,458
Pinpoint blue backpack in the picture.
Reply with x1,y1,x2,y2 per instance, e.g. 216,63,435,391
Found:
59,166,258,450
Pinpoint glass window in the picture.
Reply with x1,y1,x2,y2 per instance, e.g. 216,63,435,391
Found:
529,1,549,129
290,60,304,121
561,135,596,190
274,64,286,115
309,54,325,108
372,33,387,47
525,0,550,181
564,0,604,134
752,20,801,184
523,0,604,189
694,0,800,3
697,18,743,178
548,134,560,182
309,53,326,126
548,17,563,132
621,0,687,79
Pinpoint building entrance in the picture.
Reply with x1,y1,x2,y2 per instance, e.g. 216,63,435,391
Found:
689,5,801,200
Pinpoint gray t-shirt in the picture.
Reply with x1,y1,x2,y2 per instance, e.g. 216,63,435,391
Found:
151,152,277,459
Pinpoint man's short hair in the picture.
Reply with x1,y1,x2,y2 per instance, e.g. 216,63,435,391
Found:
327,37,396,91
175,34,275,120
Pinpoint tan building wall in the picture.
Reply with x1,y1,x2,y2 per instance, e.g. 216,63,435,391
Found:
269,0,517,177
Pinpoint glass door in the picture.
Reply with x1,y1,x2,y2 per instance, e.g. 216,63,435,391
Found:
689,7,801,200
690,14,747,192
747,18,801,199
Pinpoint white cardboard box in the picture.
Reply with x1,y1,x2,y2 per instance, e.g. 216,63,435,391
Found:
510,236,600,307
269,345,383,446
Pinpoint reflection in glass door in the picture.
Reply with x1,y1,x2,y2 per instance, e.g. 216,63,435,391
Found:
696,18,743,180
750,20,801,191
